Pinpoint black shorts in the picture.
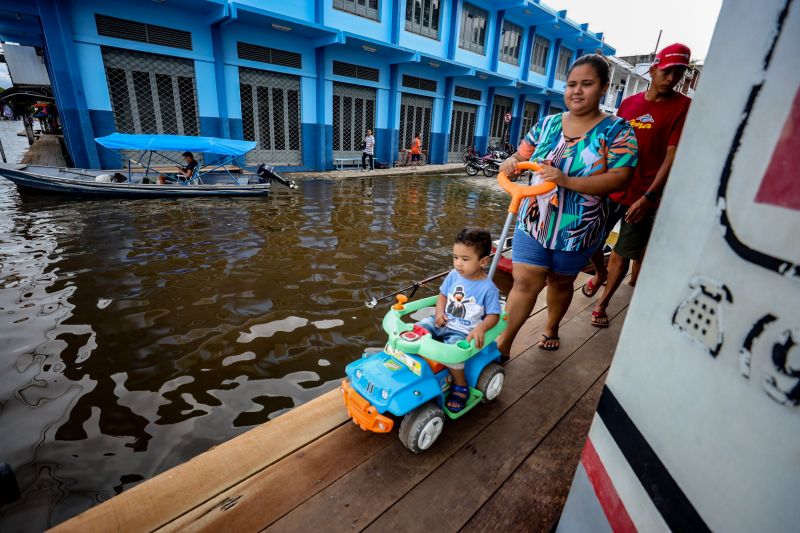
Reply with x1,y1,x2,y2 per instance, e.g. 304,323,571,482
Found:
411,153,421,161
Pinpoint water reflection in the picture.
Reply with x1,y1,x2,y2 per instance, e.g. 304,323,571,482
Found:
0,174,507,529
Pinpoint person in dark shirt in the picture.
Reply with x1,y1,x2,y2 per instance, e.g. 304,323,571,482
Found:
177,152,198,181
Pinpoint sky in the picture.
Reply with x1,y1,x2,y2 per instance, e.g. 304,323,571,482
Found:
549,0,724,61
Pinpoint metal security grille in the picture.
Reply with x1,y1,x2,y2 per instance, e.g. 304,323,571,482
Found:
239,68,302,165
102,47,199,164
489,95,513,145
447,102,476,162
398,93,432,154
521,101,541,139
333,82,376,159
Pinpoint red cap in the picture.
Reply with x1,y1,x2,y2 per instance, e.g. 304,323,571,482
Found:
654,43,691,69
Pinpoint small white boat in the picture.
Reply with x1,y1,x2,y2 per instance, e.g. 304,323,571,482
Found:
0,133,297,197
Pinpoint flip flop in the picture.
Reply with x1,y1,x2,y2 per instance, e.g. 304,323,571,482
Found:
591,310,610,328
538,334,560,351
581,276,606,297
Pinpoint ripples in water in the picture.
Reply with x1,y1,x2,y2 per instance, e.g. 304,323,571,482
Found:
0,174,507,529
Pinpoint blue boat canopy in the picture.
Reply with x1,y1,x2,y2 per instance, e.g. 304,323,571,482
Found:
95,133,257,157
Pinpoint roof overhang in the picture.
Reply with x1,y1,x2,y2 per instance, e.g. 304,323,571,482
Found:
506,1,558,27
231,2,340,43
469,68,516,87
417,54,472,76
515,80,546,95
336,32,418,64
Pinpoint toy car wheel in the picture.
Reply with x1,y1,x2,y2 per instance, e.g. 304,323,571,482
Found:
399,402,445,453
476,363,504,402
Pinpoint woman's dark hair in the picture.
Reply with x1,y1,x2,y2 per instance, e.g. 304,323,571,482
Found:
182,151,193,158
567,53,611,86
455,227,492,258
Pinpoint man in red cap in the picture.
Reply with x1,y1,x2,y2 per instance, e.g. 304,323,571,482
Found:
585,43,692,327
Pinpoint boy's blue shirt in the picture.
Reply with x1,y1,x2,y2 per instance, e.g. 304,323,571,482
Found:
439,270,501,335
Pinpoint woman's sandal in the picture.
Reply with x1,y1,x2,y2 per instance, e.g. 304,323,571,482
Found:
538,334,560,351
581,276,606,297
447,385,470,412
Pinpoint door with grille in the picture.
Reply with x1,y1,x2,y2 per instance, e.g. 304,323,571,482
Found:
398,93,433,156
333,83,376,159
102,47,199,164
520,101,541,140
447,102,477,162
489,95,514,147
239,68,302,166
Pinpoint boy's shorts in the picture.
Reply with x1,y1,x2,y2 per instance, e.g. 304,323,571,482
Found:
411,153,421,161
602,200,655,261
511,229,595,277
417,316,466,369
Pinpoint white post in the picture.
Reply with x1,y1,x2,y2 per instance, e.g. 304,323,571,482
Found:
606,64,617,106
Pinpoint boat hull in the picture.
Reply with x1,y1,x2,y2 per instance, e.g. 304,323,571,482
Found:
0,164,271,198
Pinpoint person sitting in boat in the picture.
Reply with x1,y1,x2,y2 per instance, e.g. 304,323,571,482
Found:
416,227,501,412
158,151,198,184
177,152,198,181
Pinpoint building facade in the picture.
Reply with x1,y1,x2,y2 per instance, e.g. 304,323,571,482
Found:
0,0,614,171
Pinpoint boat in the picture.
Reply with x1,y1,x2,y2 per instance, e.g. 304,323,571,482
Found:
0,133,297,197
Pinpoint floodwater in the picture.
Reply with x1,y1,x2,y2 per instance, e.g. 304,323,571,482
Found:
0,157,510,529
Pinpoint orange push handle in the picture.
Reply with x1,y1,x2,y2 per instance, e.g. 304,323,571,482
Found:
498,161,557,214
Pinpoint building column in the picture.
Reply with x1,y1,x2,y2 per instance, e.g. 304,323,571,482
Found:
605,64,616,106
36,0,99,168
490,10,505,72
437,77,455,165
510,93,526,148
622,72,632,99
521,25,536,82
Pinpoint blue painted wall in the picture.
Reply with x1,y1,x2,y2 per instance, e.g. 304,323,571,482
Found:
31,0,615,171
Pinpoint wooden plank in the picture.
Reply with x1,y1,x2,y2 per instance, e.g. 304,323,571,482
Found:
365,308,628,532
266,290,630,532
21,135,65,166
463,372,608,532
53,389,349,533
159,422,394,532
157,274,600,532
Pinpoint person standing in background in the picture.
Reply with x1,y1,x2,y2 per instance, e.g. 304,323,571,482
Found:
361,129,375,171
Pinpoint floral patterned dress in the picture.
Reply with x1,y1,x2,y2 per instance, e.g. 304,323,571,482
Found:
518,113,638,252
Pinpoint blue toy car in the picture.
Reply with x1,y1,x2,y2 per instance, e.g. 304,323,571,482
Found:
341,294,507,453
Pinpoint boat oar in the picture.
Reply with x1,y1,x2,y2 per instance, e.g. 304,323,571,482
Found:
487,161,555,279
258,164,298,189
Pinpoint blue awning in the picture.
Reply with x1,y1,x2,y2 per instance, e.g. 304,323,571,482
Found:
95,134,256,156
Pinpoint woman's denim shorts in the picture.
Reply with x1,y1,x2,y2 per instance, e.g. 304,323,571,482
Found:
511,229,594,277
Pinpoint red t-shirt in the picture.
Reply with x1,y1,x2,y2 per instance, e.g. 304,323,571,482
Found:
610,91,691,205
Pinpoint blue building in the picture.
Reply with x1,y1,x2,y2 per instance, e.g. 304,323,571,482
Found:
0,0,614,171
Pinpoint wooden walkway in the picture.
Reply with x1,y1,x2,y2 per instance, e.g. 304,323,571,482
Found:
54,273,633,533
20,134,66,167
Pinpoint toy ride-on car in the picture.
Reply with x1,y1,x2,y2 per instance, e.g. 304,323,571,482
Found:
340,294,507,453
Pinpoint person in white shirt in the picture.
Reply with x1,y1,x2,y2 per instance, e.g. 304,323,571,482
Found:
361,129,375,171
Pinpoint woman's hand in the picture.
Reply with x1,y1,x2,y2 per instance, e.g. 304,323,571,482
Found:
499,157,520,178
538,161,569,187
